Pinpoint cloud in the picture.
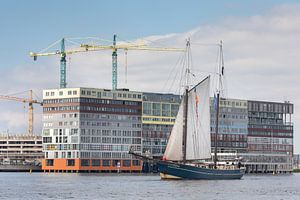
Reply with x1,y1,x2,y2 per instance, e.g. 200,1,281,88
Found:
0,3,299,152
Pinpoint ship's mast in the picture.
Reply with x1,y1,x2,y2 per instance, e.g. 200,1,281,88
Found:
214,40,224,169
182,39,191,164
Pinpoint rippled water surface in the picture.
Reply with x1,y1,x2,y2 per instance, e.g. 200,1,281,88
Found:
0,173,299,200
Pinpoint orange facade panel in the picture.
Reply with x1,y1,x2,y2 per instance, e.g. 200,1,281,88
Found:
42,159,142,172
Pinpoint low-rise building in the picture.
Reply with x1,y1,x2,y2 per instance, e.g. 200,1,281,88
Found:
0,134,43,165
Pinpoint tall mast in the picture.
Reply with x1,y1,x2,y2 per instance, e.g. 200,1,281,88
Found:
214,92,220,168
214,40,224,169
182,39,191,163
28,90,33,136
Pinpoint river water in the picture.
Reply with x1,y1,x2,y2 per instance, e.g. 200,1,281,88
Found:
0,173,299,200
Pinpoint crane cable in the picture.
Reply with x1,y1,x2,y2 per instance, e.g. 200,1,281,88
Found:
125,50,128,85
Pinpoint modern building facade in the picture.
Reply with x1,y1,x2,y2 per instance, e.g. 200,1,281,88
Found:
42,87,143,172
245,100,294,173
141,92,180,158
210,98,248,154
41,87,294,173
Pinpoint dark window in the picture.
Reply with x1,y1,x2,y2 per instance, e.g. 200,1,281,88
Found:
92,159,101,166
43,137,52,143
66,159,75,166
123,160,131,167
81,159,90,166
132,160,140,166
113,160,120,166
46,159,54,166
103,160,110,166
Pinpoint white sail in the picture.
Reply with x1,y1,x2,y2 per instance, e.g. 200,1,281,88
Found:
186,76,211,160
163,100,184,161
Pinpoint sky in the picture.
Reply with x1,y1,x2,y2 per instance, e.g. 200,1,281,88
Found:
0,0,299,153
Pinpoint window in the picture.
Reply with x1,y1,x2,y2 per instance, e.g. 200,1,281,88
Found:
43,137,52,143
143,102,152,115
92,159,101,166
123,160,131,167
162,103,170,117
66,159,75,166
59,91,63,96
73,90,77,95
132,160,140,166
113,160,120,166
152,103,161,116
102,160,110,166
68,91,72,95
81,159,90,166
43,129,50,136
46,159,54,166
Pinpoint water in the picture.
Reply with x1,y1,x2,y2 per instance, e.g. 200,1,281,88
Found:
0,173,299,200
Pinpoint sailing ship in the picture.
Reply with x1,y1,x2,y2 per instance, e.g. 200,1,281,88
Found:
130,40,245,180
157,75,244,180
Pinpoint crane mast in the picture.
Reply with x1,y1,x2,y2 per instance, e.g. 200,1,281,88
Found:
112,35,118,90
60,38,67,88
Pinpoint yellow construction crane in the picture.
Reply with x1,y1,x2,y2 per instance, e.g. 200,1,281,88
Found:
81,34,186,90
30,35,185,90
29,38,99,89
0,90,43,136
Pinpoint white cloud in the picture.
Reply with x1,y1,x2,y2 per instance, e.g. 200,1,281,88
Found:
0,3,299,152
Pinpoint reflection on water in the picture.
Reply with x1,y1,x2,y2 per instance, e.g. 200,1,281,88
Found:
0,173,299,200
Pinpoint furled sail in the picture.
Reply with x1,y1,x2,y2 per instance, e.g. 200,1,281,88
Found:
163,100,184,161
186,76,211,160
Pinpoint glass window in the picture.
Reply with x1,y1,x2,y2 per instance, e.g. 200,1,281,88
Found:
162,103,170,117
123,160,131,167
171,104,179,117
66,159,75,166
102,160,110,166
143,102,152,115
81,159,90,166
132,160,140,166
46,159,54,166
91,159,101,166
152,103,161,116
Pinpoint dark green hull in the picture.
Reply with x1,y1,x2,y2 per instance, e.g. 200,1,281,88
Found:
158,161,244,180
